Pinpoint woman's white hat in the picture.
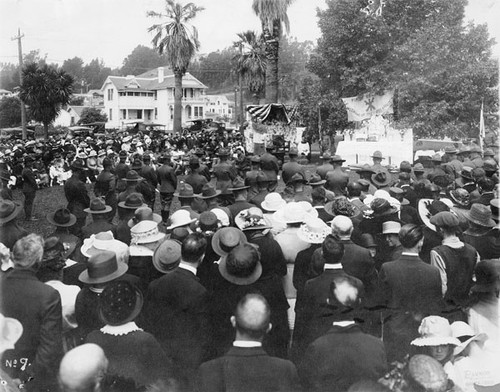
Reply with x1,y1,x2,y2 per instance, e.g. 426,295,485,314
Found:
411,316,461,347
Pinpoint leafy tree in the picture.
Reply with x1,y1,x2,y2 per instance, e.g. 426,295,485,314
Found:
19,63,74,139
307,0,498,138
234,31,267,104
121,45,168,76
189,47,237,92
62,57,84,90
148,0,204,132
0,63,20,92
0,96,23,128
83,58,114,90
252,0,294,103
78,107,108,125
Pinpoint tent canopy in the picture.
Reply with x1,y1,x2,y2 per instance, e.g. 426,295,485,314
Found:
246,103,291,124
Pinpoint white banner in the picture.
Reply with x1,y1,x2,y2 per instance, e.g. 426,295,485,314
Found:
342,90,394,122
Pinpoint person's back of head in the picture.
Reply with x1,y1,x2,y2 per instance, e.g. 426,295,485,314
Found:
59,343,108,392
327,274,364,314
347,182,363,198
231,293,271,342
399,224,424,250
322,234,345,264
11,233,44,269
331,215,353,239
311,187,326,206
181,232,207,264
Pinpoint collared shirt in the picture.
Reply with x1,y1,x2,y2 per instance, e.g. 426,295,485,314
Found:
179,261,197,275
233,340,262,348
324,263,343,270
401,251,419,256
101,321,142,336
332,320,355,327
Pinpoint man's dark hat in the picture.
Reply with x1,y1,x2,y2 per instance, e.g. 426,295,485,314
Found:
125,170,142,182
174,182,195,198
198,211,219,232
118,193,147,210
371,169,392,187
212,227,247,257
471,260,500,293
99,281,143,326
0,200,22,224
84,198,112,214
308,174,326,186
217,148,230,156
218,243,262,285
152,239,181,274
197,183,222,199
70,159,85,171
256,171,268,184
331,155,346,163
229,177,250,191
370,198,398,217
287,172,308,186
79,250,128,285
46,208,77,227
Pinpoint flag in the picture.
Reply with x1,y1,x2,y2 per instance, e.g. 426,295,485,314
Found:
341,90,394,122
479,101,485,151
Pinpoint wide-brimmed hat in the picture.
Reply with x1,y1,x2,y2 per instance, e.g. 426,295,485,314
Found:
330,155,346,163
297,217,331,244
196,183,222,199
466,203,496,228
471,260,500,293
449,188,470,209
0,200,22,224
212,227,247,257
84,198,112,214
128,207,162,228
308,174,326,186
371,150,385,160
235,208,272,231
88,150,97,157
413,163,425,173
46,208,75,229
152,239,182,274
79,250,128,285
287,172,308,186
418,199,451,231
370,198,398,217
256,171,269,184
131,220,165,245
358,164,376,174
211,208,231,227
166,210,196,230
444,146,457,154
0,313,23,353
411,316,461,347
382,221,401,235
297,201,319,218
174,182,195,198
325,197,361,219
216,148,230,156
125,170,142,182
490,199,499,223
70,159,85,171
118,193,147,210
261,193,287,212
228,177,250,191
99,281,143,326
218,243,262,285
273,202,315,224
371,169,392,187
460,166,474,180
451,321,487,356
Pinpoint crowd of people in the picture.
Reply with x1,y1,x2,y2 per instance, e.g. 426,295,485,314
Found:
0,129,499,392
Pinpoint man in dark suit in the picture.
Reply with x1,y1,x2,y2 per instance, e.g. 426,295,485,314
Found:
198,293,300,392
213,148,237,191
298,275,388,392
325,155,349,196
142,233,210,387
259,144,279,192
22,156,39,221
94,157,117,220
185,156,208,194
64,160,91,236
293,235,348,361
378,224,443,362
282,147,305,185
156,153,177,222
1,234,63,391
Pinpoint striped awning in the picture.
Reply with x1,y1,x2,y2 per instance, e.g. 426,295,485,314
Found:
246,104,291,124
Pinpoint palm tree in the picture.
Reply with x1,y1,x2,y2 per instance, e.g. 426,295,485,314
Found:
252,0,294,103
19,63,73,140
148,0,204,133
234,31,267,104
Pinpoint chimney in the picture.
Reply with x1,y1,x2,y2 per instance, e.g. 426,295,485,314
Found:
158,67,164,83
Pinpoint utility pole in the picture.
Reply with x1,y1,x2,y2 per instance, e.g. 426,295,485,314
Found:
234,86,238,124
239,42,244,125
12,28,27,140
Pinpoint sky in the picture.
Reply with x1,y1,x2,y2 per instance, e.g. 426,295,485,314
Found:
0,0,499,69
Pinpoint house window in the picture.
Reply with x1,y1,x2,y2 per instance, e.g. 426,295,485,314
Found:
190,89,194,98
154,92,157,100
155,108,158,119
109,109,112,121
107,89,113,101
122,109,126,119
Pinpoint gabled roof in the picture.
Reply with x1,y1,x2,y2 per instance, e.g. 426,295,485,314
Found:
68,106,86,116
137,66,173,78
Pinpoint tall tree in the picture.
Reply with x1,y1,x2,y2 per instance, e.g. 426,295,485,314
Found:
62,57,84,90
234,31,267,104
121,45,168,76
0,96,23,128
19,63,73,139
83,58,114,90
148,0,204,133
252,0,294,103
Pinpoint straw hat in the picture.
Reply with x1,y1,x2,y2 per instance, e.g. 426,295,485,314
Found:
130,221,165,244
212,227,247,257
218,243,262,285
297,217,331,244
211,208,230,227
451,321,487,356
411,316,461,347
79,250,128,285
297,201,319,218
235,208,271,231
99,281,143,326
166,210,196,230
382,221,401,235
80,232,129,265
0,313,23,353
418,199,451,231
261,193,287,212
273,202,314,225
466,203,496,228
152,239,182,274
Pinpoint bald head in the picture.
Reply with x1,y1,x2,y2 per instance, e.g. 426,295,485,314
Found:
331,215,353,239
59,344,108,392
231,293,271,341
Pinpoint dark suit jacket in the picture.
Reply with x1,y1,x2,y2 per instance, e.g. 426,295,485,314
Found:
141,267,210,371
197,346,301,392
298,324,387,392
64,174,90,219
22,167,38,193
185,172,208,194
157,163,177,194
1,269,63,389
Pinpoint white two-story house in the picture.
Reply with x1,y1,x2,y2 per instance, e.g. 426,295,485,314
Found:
100,66,207,130
204,95,232,118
